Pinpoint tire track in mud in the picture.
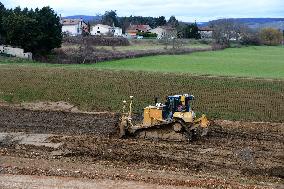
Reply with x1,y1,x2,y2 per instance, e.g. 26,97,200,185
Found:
0,106,119,136
58,135,283,178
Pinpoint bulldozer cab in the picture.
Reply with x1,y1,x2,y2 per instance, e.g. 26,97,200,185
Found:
163,94,194,119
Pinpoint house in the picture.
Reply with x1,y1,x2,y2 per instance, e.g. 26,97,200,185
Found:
61,19,88,36
125,25,152,37
0,45,32,60
90,24,122,36
198,27,214,39
150,26,177,39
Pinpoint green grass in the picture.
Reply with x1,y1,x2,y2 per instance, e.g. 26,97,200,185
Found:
0,46,283,122
1,46,283,79
0,66,283,122
92,46,284,79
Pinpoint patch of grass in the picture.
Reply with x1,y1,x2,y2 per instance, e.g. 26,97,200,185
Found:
92,46,284,79
1,94,14,103
0,66,283,122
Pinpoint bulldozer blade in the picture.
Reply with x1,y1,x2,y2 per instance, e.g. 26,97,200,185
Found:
133,124,188,142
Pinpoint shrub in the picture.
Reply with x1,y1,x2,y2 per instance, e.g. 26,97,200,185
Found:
199,39,213,45
63,36,130,46
45,46,212,64
240,33,262,46
137,32,158,38
260,28,283,46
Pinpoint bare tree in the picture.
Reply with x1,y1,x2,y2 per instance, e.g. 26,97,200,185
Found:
209,19,247,46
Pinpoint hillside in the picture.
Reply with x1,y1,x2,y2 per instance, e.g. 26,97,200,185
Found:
199,18,284,30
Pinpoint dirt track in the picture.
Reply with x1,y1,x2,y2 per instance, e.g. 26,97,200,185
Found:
0,106,283,188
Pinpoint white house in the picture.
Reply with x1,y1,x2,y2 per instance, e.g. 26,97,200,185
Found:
150,26,177,39
91,24,122,36
61,19,88,36
0,45,32,60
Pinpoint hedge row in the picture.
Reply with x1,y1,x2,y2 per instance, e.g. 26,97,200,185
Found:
63,36,130,46
45,47,212,64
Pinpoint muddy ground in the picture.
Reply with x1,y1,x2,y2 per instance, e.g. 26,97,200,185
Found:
0,105,283,188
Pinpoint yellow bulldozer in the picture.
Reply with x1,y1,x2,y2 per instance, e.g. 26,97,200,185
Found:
119,94,210,141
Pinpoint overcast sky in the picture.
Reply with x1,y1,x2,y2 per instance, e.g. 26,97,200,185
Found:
2,0,284,22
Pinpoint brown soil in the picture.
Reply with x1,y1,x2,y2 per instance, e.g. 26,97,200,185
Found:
0,105,283,188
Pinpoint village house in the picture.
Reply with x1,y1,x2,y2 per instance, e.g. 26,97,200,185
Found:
198,27,214,39
90,24,122,36
125,24,152,37
150,26,177,39
61,18,88,36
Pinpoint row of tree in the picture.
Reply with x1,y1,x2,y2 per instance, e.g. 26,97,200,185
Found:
99,10,201,39
98,10,167,31
208,19,283,47
0,3,62,55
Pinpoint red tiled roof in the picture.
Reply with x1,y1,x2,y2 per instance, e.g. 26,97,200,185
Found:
61,19,82,26
126,25,152,32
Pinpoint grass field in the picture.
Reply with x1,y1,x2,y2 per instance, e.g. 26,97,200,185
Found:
1,46,283,79
0,65,283,122
93,46,284,79
0,46,283,122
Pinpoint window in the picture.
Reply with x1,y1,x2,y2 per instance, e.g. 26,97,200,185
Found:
98,27,99,29
97,31,100,33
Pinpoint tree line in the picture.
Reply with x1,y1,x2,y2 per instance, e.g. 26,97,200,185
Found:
208,19,283,47
99,10,201,39
0,3,62,55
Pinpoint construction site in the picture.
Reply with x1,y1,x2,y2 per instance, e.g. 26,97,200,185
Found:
0,101,283,189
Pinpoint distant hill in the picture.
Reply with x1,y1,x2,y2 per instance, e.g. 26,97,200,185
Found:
230,18,284,24
199,18,284,30
63,15,101,22
229,18,284,30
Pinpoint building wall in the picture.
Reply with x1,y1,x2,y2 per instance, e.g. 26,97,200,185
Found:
113,27,122,36
0,45,32,59
91,25,111,35
91,25,123,36
150,28,164,39
150,27,176,39
62,24,81,36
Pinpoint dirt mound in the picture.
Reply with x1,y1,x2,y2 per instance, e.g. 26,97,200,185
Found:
21,101,80,112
